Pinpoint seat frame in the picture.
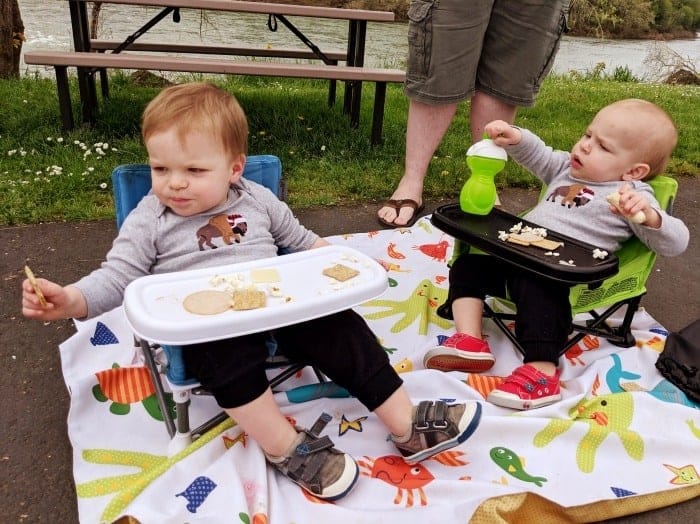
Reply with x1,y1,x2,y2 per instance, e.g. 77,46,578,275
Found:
446,176,678,358
112,155,326,453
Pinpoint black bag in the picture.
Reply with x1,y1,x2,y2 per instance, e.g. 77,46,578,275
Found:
655,319,700,403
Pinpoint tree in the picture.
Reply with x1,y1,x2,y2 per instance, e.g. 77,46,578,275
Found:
0,0,25,78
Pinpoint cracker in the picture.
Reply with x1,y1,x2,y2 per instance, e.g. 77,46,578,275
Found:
250,268,281,283
505,235,532,246
183,290,232,315
231,289,266,310
322,263,359,282
24,265,47,307
530,238,563,251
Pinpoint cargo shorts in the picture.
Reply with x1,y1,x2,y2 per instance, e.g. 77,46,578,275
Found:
404,0,570,106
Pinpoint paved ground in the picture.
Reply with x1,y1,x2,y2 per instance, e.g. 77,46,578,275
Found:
1,178,697,522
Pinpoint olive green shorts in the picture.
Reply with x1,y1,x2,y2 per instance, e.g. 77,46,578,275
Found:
404,0,570,106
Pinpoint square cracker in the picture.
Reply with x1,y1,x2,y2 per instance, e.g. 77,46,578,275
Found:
530,238,563,250
323,263,359,282
250,268,281,283
231,289,266,310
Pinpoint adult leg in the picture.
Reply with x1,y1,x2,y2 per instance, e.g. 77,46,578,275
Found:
470,91,517,142
377,100,457,226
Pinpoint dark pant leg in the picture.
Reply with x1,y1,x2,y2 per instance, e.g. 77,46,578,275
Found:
183,332,271,409
440,253,511,319
509,274,573,365
274,310,403,412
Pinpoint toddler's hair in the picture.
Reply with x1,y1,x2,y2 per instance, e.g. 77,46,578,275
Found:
606,99,677,177
142,82,248,156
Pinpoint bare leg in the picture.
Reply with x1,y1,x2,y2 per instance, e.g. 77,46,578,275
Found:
451,297,486,338
469,91,517,140
372,386,414,438
225,387,297,457
378,100,457,226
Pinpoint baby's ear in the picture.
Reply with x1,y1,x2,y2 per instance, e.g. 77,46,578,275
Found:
229,154,246,182
622,162,650,181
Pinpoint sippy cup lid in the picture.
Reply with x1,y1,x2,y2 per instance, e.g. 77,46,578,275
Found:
466,139,508,161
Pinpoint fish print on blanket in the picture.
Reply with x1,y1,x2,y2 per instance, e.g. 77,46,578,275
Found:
490,446,548,487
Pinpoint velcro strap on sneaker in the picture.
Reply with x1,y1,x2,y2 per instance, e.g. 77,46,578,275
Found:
415,400,431,429
286,434,335,488
432,400,448,428
308,412,332,437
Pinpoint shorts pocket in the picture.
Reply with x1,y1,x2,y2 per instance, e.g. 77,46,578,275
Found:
535,7,569,89
406,0,435,80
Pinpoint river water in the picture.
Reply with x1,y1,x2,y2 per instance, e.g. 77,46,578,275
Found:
18,0,699,81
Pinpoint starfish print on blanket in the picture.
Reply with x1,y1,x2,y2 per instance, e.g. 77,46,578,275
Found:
361,279,451,335
533,391,644,473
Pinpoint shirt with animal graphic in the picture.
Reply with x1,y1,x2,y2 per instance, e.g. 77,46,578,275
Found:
73,178,319,318
505,128,688,256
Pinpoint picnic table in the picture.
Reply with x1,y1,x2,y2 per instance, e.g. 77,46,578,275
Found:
26,0,404,144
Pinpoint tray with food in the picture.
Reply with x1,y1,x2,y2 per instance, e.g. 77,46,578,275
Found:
431,204,619,284
123,245,388,345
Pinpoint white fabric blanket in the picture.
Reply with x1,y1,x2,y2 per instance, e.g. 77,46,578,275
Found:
59,216,700,523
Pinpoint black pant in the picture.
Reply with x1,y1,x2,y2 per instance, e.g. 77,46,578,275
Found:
183,309,403,410
443,254,573,365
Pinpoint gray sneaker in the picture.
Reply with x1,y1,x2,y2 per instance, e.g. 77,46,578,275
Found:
392,400,482,464
266,413,359,500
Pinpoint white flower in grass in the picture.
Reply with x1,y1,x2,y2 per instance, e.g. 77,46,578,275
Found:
57,137,64,143
99,182,108,189
74,140,80,145
8,149,16,156
87,167,95,172
46,137,53,142
321,145,326,152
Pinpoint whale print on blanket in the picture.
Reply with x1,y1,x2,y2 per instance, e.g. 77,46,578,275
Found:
58,217,700,523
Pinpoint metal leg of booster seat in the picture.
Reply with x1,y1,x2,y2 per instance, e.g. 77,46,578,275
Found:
139,338,194,454
138,338,176,438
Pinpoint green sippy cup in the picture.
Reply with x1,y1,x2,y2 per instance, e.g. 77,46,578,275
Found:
459,138,508,215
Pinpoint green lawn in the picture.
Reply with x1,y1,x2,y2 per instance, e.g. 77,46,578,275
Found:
0,72,697,226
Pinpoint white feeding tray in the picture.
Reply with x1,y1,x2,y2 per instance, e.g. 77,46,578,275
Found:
123,245,388,345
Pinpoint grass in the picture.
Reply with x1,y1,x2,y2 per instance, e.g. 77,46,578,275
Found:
0,71,698,226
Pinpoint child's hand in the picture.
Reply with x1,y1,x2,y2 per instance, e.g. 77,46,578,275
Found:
608,184,661,228
484,120,522,147
21,278,87,321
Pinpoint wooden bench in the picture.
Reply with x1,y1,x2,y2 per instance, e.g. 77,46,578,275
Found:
90,39,348,106
24,50,405,145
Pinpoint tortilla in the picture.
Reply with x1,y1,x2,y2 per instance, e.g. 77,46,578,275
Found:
183,290,232,315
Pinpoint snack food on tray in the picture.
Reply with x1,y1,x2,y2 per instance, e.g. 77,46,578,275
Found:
183,290,232,315
322,263,360,282
605,192,646,224
232,289,267,310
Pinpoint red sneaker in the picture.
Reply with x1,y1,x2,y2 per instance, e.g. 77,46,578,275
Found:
487,364,561,410
423,333,495,372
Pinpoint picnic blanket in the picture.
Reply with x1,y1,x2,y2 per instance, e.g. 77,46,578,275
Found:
59,216,700,523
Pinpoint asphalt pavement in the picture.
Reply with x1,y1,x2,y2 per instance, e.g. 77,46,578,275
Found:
1,178,697,523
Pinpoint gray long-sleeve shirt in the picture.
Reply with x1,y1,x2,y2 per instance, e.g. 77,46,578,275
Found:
73,179,320,318
505,128,689,256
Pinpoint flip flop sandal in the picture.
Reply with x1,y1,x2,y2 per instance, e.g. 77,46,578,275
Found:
377,198,425,228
